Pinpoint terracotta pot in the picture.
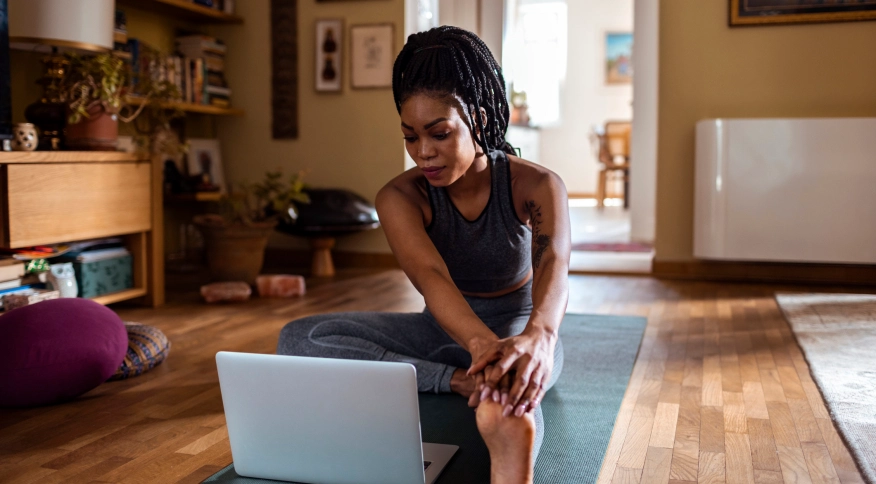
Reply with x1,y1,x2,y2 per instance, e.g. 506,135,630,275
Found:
194,216,277,283
65,105,118,151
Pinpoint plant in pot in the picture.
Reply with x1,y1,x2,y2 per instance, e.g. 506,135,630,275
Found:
194,170,309,283
61,52,182,151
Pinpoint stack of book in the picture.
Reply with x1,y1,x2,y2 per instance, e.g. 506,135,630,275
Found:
0,258,25,294
176,35,232,108
0,258,53,310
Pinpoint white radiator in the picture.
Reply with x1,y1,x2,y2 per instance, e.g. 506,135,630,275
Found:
694,118,876,264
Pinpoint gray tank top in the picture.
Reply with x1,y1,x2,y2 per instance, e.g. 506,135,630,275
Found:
426,149,532,293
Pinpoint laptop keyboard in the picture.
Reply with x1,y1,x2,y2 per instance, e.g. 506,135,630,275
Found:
424,461,432,471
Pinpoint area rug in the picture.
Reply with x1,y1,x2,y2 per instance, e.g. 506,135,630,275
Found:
775,293,876,484
571,241,653,253
203,313,647,484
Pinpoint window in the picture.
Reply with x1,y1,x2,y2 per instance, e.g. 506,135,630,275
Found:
504,1,568,126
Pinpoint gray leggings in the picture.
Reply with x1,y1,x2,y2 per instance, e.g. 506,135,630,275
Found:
276,280,564,459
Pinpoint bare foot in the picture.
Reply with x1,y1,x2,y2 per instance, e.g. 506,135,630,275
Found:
450,368,476,398
476,398,535,484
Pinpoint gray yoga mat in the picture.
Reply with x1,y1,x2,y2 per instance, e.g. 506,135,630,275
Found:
203,313,647,484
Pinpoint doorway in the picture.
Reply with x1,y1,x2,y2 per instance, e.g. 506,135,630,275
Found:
405,0,658,274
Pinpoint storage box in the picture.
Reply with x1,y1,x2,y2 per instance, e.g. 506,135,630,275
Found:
73,254,134,298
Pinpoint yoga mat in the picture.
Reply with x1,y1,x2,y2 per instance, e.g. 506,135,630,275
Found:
203,313,646,484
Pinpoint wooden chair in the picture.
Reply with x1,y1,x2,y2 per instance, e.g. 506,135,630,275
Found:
594,121,631,208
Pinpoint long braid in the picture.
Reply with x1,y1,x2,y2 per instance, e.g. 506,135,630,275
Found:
392,26,516,156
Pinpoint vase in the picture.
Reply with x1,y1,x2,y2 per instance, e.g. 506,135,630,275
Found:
65,106,118,151
47,262,79,298
193,216,277,284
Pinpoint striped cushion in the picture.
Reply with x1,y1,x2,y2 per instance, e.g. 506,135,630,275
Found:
109,323,171,381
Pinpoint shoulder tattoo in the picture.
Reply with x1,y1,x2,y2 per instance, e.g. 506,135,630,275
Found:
524,200,551,269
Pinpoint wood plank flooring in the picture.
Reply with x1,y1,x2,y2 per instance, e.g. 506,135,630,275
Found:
0,269,869,484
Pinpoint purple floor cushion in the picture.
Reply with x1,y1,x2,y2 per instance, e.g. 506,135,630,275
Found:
109,322,171,381
0,298,127,407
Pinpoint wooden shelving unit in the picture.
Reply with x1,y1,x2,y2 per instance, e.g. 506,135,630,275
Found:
125,96,244,116
0,152,163,307
0,151,148,164
116,0,243,24
91,288,149,306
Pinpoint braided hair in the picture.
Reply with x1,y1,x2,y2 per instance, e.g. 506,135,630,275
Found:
392,26,515,156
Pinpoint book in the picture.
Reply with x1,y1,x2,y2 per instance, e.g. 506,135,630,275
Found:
0,278,21,291
76,248,130,263
0,262,25,282
55,247,130,264
206,85,231,96
0,283,40,296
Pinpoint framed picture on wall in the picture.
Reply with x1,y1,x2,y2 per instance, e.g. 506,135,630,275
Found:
730,0,876,26
315,19,343,92
605,32,633,85
186,139,226,193
350,23,394,89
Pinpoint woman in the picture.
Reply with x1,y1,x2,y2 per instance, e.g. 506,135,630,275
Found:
278,26,570,484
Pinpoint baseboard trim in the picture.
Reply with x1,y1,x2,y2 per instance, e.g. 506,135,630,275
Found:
264,248,399,273
653,260,876,286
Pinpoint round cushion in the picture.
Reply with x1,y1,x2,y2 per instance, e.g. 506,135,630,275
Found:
109,323,171,381
0,298,127,407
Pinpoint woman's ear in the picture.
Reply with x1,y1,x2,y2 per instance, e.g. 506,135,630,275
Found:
471,106,488,135
471,106,489,155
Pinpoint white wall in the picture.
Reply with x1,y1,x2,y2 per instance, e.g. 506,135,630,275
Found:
536,0,633,196
629,0,657,242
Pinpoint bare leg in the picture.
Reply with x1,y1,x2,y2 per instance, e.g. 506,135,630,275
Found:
476,398,535,484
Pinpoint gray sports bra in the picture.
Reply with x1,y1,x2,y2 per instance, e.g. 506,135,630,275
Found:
425,149,532,293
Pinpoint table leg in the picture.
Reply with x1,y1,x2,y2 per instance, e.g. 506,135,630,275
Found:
310,237,336,277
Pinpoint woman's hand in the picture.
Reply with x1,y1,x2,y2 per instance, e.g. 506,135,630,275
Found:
468,329,557,417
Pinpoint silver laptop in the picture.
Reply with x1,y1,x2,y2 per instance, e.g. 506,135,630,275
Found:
215,352,458,484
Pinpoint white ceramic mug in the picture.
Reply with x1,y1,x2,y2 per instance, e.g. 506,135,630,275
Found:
47,262,78,298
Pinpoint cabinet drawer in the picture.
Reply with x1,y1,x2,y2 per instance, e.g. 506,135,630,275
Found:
2,163,151,248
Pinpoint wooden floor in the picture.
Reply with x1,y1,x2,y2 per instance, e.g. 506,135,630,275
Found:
0,269,869,484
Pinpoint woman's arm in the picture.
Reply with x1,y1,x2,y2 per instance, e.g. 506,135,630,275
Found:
469,168,571,416
375,180,499,354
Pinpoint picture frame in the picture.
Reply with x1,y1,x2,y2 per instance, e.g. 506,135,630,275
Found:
315,18,343,92
730,0,876,26
186,138,226,193
350,23,394,89
605,32,633,85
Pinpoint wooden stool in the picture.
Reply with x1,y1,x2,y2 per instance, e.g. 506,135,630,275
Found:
309,236,336,277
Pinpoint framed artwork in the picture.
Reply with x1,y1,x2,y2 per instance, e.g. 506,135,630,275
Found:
187,139,226,193
350,23,394,89
271,0,298,139
730,0,876,26
605,32,633,85
315,19,343,92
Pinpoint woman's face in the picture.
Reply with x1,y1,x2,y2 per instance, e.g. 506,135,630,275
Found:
400,92,482,187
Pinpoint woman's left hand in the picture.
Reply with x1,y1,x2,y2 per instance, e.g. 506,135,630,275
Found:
467,329,557,417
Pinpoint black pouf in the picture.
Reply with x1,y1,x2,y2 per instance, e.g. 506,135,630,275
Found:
276,189,380,276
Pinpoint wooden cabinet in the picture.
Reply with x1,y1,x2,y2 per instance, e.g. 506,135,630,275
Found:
0,151,164,307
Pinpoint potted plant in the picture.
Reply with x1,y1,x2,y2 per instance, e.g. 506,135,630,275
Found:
194,170,309,283
61,52,182,151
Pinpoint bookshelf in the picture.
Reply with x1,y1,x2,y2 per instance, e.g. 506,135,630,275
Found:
166,192,223,202
116,0,244,24
114,0,244,270
126,96,244,116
